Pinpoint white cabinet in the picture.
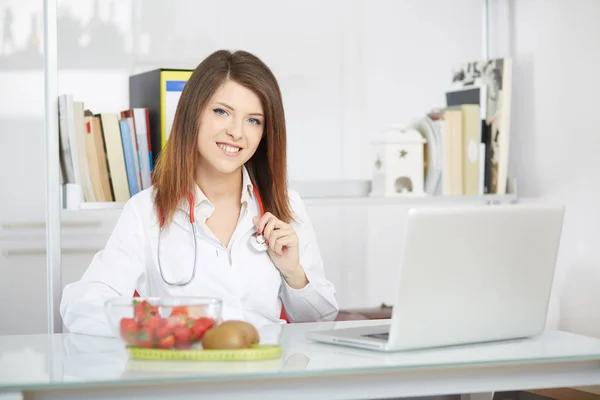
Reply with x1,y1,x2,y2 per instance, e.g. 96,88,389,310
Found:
0,251,99,335
0,251,47,335
305,203,369,310
0,223,110,335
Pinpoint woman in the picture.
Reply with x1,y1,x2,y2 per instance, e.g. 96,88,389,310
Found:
60,50,339,336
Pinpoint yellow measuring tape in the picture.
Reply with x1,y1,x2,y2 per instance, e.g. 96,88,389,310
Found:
127,344,282,361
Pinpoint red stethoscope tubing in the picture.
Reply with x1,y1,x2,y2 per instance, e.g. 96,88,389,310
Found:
156,184,267,286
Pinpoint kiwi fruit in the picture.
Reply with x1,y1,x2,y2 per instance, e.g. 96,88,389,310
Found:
219,320,259,345
202,325,248,349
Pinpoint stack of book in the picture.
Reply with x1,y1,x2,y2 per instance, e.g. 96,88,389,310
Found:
412,57,513,196
58,68,194,207
58,94,153,204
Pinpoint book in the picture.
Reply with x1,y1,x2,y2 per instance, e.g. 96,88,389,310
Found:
445,85,488,194
84,115,113,201
99,113,130,202
449,58,513,194
129,68,194,165
119,118,140,197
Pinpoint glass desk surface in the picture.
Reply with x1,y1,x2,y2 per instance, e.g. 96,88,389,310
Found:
2,319,600,392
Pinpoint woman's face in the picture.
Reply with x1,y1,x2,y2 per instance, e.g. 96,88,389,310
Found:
196,78,265,175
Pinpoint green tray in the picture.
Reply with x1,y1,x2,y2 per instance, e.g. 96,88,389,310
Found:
127,344,281,361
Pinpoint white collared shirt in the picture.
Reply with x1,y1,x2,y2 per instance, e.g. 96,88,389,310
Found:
60,167,339,337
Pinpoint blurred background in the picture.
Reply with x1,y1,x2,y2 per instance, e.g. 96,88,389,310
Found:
0,0,599,341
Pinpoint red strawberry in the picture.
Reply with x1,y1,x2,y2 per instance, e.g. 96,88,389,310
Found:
133,300,159,324
167,314,188,328
170,306,188,317
190,317,215,341
133,301,147,323
155,318,172,339
157,334,175,349
173,325,191,344
143,315,162,330
134,326,154,348
119,318,138,345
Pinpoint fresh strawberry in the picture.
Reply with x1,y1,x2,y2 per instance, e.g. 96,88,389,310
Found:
190,317,215,341
142,315,161,329
133,300,159,324
173,325,191,344
149,304,159,316
198,317,215,329
119,318,139,344
170,306,188,317
155,318,172,339
133,301,147,323
167,314,188,328
120,318,138,335
134,326,155,348
157,334,175,349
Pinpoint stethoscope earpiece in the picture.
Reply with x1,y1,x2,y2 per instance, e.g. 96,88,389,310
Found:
251,233,269,252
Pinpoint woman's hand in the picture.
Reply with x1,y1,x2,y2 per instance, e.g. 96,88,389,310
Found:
253,213,308,289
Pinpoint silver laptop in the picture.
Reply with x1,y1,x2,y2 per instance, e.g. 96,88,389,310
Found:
307,204,565,352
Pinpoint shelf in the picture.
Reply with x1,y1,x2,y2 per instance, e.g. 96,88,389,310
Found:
65,194,518,210
61,184,124,211
301,177,518,206
303,192,517,206
62,177,518,210
76,202,126,210
65,184,518,211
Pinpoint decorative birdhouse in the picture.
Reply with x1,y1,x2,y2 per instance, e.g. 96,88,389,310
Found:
370,125,426,197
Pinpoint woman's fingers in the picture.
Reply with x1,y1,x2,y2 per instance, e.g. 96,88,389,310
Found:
263,216,280,242
254,213,289,242
266,228,297,255
253,213,298,255
254,213,283,234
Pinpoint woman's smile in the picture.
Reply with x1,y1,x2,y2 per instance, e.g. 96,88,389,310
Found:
217,142,243,156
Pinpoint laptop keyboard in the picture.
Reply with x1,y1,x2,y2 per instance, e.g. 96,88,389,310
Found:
363,332,389,341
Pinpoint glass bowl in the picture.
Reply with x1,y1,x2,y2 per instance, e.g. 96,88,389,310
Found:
104,297,222,350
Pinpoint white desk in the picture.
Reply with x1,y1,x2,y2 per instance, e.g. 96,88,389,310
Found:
1,319,600,400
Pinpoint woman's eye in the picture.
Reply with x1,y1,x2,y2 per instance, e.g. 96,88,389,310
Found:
213,108,228,116
248,118,261,125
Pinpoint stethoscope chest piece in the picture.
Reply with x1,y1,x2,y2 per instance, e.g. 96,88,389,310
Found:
250,233,269,252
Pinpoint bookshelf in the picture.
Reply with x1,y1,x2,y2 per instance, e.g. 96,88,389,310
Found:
43,0,502,334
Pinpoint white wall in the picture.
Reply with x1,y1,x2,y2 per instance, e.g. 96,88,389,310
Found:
2,0,600,338
487,0,600,338
0,0,483,222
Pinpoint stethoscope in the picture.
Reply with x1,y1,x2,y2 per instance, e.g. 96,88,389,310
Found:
157,184,268,286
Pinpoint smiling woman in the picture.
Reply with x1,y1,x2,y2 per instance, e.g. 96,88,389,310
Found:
60,49,340,336
154,50,290,229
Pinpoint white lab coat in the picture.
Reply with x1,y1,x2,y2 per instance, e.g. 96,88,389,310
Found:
60,168,339,337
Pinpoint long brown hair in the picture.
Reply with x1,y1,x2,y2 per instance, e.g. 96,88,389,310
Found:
152,50,293,227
